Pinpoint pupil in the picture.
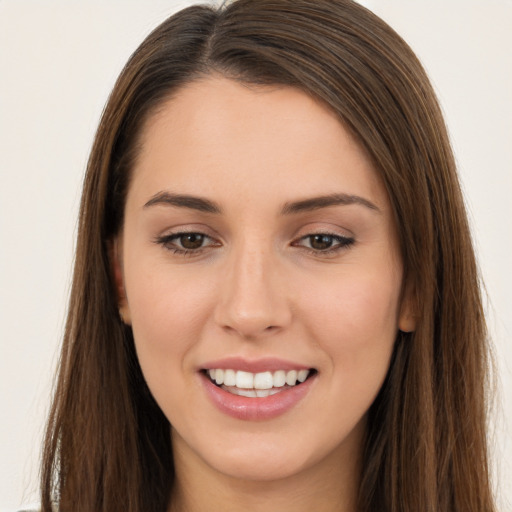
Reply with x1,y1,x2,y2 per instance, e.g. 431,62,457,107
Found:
310,235,333,250
180,234,204,249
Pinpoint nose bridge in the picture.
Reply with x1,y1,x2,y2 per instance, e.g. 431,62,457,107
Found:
215,236,290,338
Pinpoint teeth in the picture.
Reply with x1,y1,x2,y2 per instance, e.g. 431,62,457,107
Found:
207,368,311,391
297,369,309,383
223,369,236,386
215,369,224,385
235,388,257,398
221,386,284,397
256,389,276,397
254,371,273,389
273,370,286,387
285,370,297,386
235,370,254,389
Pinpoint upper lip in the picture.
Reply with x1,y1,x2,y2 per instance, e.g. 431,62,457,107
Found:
200,357,313,374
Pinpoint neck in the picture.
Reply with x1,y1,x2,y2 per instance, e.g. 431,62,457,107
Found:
168,424,364,512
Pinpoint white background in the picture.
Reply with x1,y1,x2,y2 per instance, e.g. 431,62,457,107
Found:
0,1,510,510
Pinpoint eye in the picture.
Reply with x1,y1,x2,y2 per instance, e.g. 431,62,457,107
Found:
293,233,354,255
176,233,206,250
154,232,219,255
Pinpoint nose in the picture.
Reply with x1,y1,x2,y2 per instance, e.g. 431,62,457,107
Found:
214,243,292,339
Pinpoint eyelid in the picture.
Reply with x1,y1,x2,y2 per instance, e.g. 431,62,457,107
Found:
290,221,354,238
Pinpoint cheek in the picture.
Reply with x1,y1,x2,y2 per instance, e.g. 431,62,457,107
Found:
123,257,216,379
301,272,400,437
126,251,214,324
300,267,401,379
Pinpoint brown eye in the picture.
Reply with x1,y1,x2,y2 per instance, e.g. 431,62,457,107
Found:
292,232,355,255
309,234,335,250
155,232,217,254
179,233,205,249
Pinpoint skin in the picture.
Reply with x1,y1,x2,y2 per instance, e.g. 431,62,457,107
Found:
114,76,415,512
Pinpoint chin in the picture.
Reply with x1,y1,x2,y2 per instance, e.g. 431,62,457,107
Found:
206,446,317,482
179,421,362,485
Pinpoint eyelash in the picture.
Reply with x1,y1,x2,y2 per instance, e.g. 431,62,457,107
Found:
293,233,355,255
154,232,218,256
154,231,355,257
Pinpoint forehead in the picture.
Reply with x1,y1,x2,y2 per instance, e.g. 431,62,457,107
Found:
129,76,389,212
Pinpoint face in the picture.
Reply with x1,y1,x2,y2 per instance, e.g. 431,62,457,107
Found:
115,76,414,484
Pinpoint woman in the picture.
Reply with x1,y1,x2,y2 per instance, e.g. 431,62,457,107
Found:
39,0,496,511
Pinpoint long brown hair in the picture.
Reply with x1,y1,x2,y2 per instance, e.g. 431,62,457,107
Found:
41,1,496,511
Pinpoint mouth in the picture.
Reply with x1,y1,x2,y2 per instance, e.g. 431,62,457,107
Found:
202,368,317,398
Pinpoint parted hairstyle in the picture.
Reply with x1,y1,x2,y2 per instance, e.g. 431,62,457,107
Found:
41,1,496,511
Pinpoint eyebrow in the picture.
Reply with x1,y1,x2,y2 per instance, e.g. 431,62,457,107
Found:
143,192,222,214
281,193,381,215
143,191,380,215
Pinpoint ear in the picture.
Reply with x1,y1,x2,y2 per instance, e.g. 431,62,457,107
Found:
398,280,416,333
110,237,132,325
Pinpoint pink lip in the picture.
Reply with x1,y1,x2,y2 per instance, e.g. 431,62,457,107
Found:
200,371,316,421
200,356,311,373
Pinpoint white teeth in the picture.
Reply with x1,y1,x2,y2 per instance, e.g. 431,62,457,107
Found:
215,369,224,385
223,369,236,386
235,370,254,389
273,370,286,387
255,388,282,397
285,370,298,386
254,371,273,390
297,369,309,383
221,386,284,397
236,388,257,397
207,368,312,392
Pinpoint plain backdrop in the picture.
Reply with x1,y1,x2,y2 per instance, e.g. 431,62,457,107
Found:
1,1,511,510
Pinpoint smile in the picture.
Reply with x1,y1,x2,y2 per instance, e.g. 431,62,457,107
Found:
206,368,312,395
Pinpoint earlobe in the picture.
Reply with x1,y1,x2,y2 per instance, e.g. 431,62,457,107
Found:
398,311,416,333
398,282,417,333
110,238,132,325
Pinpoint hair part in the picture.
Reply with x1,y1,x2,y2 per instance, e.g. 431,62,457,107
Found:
41,1,496,511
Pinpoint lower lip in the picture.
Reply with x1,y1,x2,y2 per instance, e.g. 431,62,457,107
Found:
201,372,316,421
